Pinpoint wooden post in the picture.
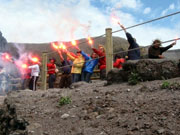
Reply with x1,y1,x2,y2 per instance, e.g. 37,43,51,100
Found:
105,28,113,75
41,52,47,90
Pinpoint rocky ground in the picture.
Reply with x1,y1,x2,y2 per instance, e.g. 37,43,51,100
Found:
0,78,180,135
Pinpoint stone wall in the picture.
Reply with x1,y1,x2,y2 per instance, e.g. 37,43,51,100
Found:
107,59,180,84
0,98,28,135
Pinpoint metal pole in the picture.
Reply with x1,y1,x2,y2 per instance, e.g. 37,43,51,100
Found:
105,28,113,75
41,52,47,90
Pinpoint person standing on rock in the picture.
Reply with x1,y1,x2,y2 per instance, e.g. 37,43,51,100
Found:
47,58,57,88
148,39,176,59
92,44,106,80
28,61,40,91
120,24,140,60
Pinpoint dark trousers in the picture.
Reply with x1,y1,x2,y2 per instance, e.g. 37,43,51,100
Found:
48,74,56,88
100,69,106,80
59,74,72,88
29,76,39,91
21,79,29,90
72,73,81,83
81,71,92,83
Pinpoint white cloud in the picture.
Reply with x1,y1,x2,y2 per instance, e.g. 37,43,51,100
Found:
161,3,175,16
0,0,179,50
143,7,151,14
114,0,142,9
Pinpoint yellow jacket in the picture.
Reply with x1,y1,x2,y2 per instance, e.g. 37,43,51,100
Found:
67,52,85,74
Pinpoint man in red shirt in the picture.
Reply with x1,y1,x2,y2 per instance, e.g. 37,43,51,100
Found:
47,58,56,88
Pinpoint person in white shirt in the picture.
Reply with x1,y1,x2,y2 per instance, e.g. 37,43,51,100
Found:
28,62,40,91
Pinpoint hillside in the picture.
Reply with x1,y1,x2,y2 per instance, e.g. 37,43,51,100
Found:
7,36,133,63
0,78,180,135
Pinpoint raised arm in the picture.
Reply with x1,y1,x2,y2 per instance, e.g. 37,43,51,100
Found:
160,42,176,53
92,48,103,57
58,50,64,62
67,52,76,61
120,24,127,33
81,51,91,60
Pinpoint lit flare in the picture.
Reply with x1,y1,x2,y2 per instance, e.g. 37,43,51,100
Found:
111,16,121,26
87,36,93,48
22,63,28,69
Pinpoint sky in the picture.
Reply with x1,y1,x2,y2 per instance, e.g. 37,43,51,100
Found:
0,0,180,49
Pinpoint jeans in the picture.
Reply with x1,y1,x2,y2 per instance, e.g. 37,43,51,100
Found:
81,71,92,83
72,73,81,83
59,74,72,88
48,74,56,88
100,69,106,80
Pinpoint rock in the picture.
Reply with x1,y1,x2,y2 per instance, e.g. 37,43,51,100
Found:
157,128,165,134
127,89,131,92
107,59,180,84
61,113,70,119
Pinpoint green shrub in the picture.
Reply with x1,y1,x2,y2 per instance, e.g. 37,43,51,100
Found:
128,72,141,85
59,96,71,106
161,81,170,89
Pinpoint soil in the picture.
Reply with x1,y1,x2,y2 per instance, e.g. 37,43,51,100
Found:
0,77,180,135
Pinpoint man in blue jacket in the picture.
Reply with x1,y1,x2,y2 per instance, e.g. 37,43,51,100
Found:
120,24,140,60
81,51,99,83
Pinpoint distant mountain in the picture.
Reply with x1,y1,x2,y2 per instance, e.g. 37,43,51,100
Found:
7,36,132,63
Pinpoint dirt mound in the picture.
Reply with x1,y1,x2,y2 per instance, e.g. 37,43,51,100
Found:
0,78,180,135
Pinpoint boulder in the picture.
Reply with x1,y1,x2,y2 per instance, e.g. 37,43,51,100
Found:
107,59,180,84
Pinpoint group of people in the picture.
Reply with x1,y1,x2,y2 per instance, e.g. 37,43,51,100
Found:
24,24,177,90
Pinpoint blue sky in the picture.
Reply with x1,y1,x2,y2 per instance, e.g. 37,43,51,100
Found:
0,0,179,49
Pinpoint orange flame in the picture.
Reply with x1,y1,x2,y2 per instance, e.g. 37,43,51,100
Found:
71,40,77,46
87,36,93,46
175,36,179,42
60,43,67,50
52,42,59,49
2,53,12,62
22,64,28,69
111,16,121,25
5,53,10,60
31,57,39,63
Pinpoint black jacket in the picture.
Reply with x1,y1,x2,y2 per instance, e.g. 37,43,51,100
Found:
126,32,140,60
148,45,173,58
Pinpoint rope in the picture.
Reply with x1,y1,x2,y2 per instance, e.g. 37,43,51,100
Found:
112,11,180,34
44,38,179,72
46,11,180,55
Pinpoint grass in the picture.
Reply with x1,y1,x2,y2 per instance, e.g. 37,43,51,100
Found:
128,72,141,85
161,81,180,90
59,96,71,106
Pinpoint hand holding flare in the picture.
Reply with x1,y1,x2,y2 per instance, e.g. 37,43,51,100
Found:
87,36,93,48
71,40,80,51
174,37,179,44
